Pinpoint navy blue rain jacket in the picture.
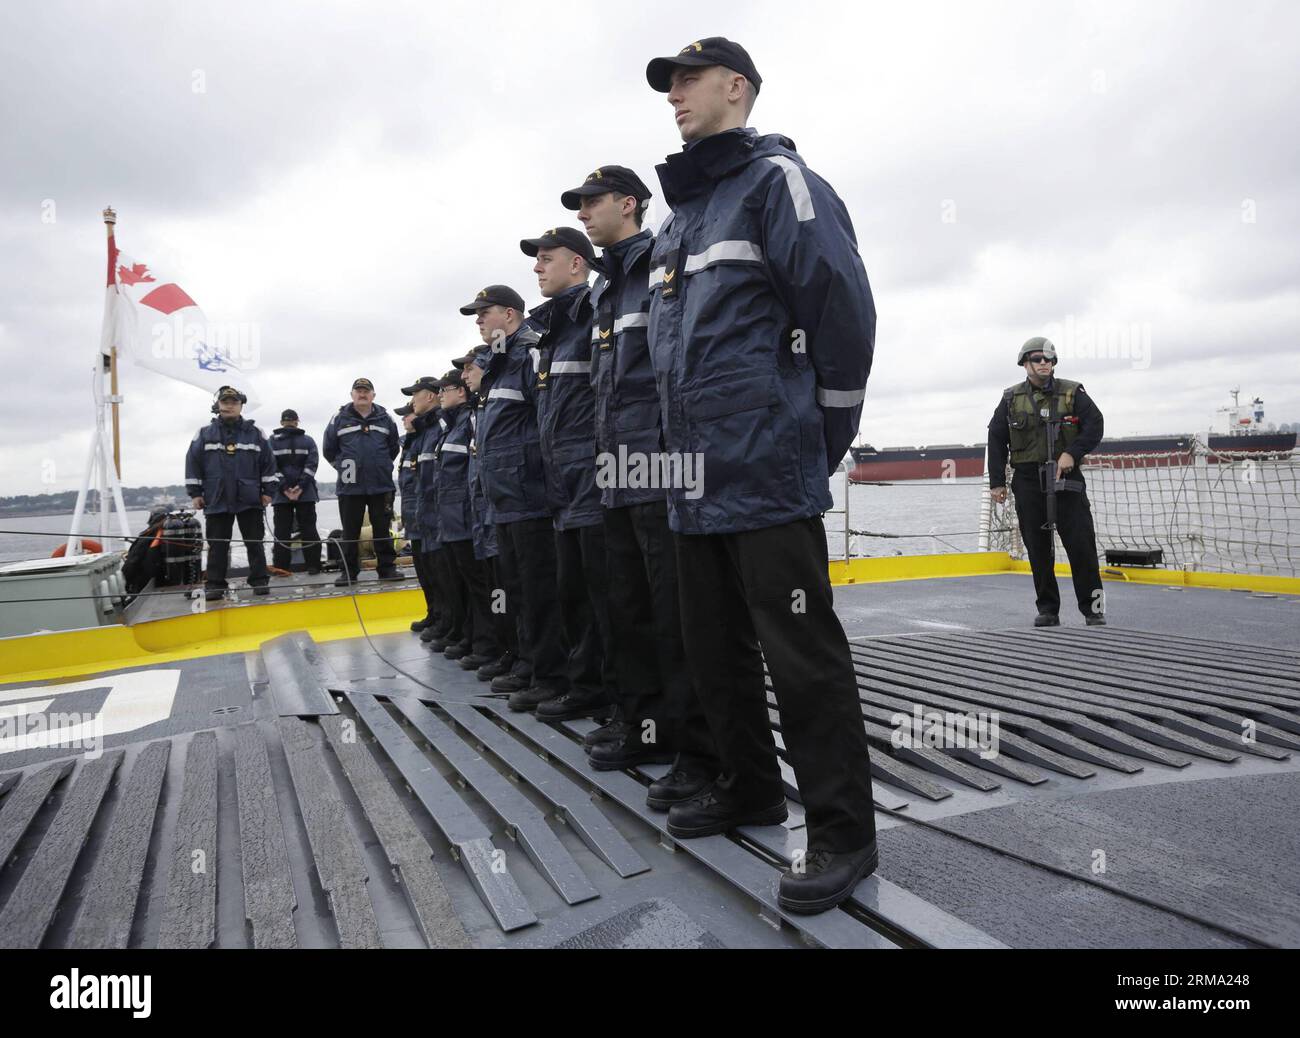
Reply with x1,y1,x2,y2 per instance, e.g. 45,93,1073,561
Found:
648,128,876,535
466,400,498,559
530,283,603,530
435,403,474,543
185,417,278,516
322,403,400,496
269,426,320,505
397,427,420,537
590,229,663,510
476,325,552,526
411,411,445,547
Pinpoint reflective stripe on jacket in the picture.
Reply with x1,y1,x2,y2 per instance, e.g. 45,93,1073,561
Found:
322,403,400,495
531,283,602,530
184,417,278,515
648,127,876,534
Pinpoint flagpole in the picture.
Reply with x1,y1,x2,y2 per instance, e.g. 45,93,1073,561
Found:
104,207,122,477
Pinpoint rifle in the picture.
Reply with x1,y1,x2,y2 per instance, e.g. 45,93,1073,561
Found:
1038,390,1082,538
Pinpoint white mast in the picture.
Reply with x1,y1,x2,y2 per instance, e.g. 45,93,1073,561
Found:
66,207,132,554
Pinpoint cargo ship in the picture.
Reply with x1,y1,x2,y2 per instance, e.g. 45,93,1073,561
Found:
848,390,1295,481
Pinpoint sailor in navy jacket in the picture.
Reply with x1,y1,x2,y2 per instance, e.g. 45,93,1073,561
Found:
521,227,614,719
460,284,567,704
642,38,878,911
566,165,718,776
184,385,277,594
268,410,321,572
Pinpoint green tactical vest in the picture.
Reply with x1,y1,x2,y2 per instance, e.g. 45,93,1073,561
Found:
1003,378,1081,464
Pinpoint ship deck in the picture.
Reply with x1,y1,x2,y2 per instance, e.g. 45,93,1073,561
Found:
1,571,1297,949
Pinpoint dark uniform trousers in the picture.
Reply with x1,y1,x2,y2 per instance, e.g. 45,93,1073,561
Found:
447,538,502,657
271,501,321,571
555,523,616,701
427,546,466,644
604,501,718,769
410,539,442,622
1011,466,1105,618
337,492,397,578
496,517,566,692
674,515,876,852
205,509,269,589
486,557,524,670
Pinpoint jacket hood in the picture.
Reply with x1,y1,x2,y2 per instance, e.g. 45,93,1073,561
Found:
657,128,799,209
339,401,390,421
595,228,653,279
212,416,258,433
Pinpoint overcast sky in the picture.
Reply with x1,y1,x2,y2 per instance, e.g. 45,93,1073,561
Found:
2,0,1298,497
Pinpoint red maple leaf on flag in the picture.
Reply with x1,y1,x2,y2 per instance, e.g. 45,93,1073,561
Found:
117,263,155,286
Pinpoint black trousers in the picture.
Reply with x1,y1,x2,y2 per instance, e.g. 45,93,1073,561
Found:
205,509,268,589
675,516,876,852
410,538,442,621
1011,467,1105,618
555,523,616,701
337,492,396,578
487,557,524,670
271,501,321,571
605,501,717,768
496,517,566,691
447,538,503,657
426,546,465,642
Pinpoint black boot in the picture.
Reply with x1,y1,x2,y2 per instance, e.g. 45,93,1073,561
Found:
444,641,471,660
1033,612,1060,628
646,767,714,812
666,788,787,839
491,672,530,694
587,731,674,772
377,567,404,581
334,573,355,587
1085,614,1107,626
476,652,513,681
778,840,879,914
507,685,562,713
410,615,434,633
458,652,496,670
583,714,628,751
535,691,609,723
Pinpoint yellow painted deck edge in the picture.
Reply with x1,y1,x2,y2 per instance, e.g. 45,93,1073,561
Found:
3,557,1295,684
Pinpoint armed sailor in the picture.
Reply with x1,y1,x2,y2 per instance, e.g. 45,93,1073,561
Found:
987,337,1106,626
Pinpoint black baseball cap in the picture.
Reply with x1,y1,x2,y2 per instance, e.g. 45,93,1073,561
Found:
217,385,244,400
519,226,595,263
401,376,441,395
351,377,374,391
560,166,653,211
451,347,482,369
646,37,761,94
459,284,527,315
394,404,413,417
437,369,465,391
280,408,298,422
